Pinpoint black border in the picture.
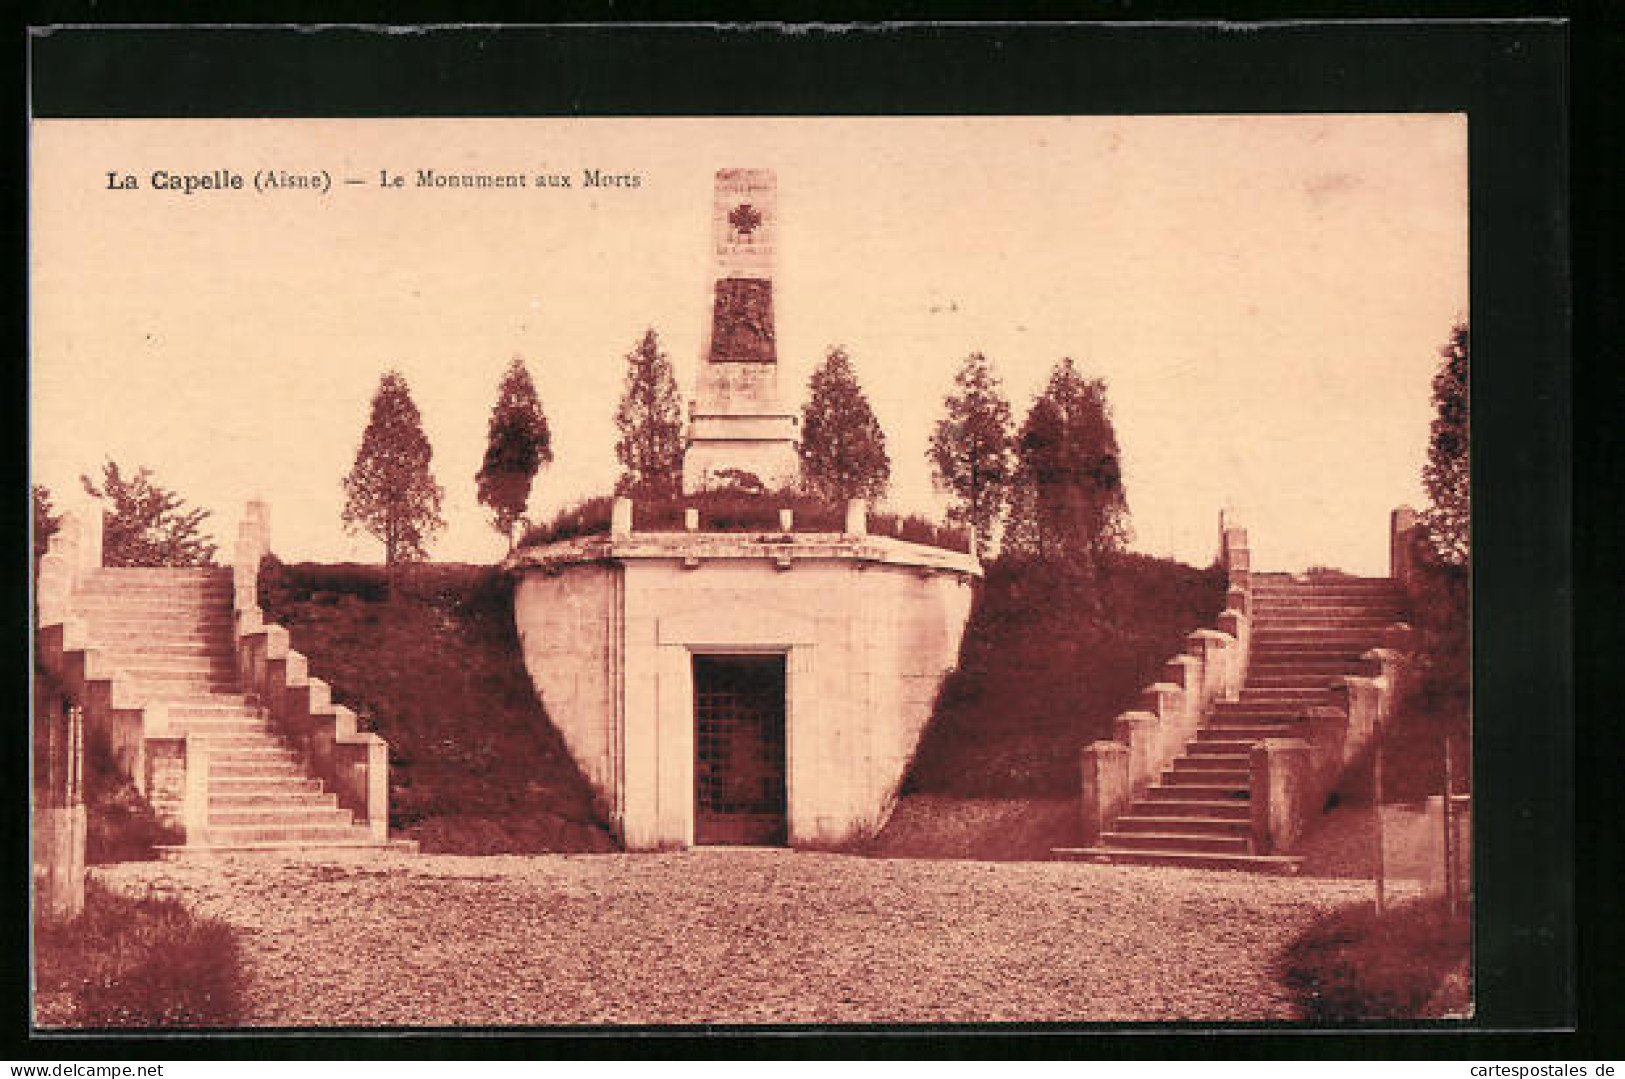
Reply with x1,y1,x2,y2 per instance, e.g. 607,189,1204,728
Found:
15,15,1589,1060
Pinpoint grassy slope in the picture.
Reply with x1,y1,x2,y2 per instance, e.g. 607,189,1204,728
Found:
34,879,245,1028
872,552,1227,858
1278,895,1472,1020
258,560,616,854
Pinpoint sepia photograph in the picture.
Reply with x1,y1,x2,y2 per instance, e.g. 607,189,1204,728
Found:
27,108,1486,1030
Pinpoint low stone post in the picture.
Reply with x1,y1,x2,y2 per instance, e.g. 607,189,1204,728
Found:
39,697,87,922
181,735,211,847
845,498,868,536
1080,741,1131,845
1249,738,1313,855
1301,705,1351,799
1188,629,1234,702
1217,609,1250,688
611,497,633,539
778,508,794,532
684,507,700,531
1390,505,1421,588
1112,711,1158,793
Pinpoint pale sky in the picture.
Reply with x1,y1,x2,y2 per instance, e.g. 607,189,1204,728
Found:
31,116,1466,574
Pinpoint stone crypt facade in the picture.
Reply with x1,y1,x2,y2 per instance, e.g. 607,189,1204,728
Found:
508,170,979,849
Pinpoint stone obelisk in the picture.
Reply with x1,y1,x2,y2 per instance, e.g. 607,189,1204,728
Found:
681,168,800,494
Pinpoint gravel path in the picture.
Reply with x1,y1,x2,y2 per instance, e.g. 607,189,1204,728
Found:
94,850,1405,1026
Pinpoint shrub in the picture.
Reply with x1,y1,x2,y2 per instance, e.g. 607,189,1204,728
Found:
1278,895,1471,1021
83,733,182,863
35,879,244,1028
516,495,616,548
868,511,971,553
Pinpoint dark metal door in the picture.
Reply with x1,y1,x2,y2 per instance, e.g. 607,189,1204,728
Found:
693,654,787,845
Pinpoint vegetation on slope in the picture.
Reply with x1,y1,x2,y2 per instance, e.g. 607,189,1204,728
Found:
1278,895,1472,1020
34,880,245,1028
903,552,1228,800
258,559,616,854
519,489,971,553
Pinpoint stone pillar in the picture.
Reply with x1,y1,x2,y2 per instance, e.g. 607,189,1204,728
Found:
39,697,87,922
1112,711,1158,793
1080,741,1130,845
611,497,633,539
845,498,868,536
1249,737,1313,855
1390,505,1421,588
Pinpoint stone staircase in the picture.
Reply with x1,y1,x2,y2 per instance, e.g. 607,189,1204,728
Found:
75,566,386,852
1081,573,1405,872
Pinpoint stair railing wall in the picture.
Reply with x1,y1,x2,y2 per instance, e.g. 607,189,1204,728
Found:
35,500,191,829
1079,510,1254,844
231,501,391,841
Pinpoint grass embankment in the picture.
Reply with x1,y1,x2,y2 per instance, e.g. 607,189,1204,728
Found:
258,559,616,854
1279,895,1472,1020
869,553,1227,859
34,880,244,1028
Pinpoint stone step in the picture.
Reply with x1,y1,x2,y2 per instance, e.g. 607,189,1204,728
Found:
1188,738,1260,755
103,654,237,673
1239,688,1333,703
1172,754,1252,772
207,758,307,779
201,823,375,846
1252,631,1389,644
1250,644,1369,658
1165,765,1250,786
192,732,285,749
207,776,325,796
158,837,418,860
1111,815,1251,837
1144,783,1251,802
1252,620,1394,633
1211,702,1307,717
1053,847,1305,874
1097,831,1252,854
103,642,236,660
207,743,298,761
1246,673,1351,688
1129,798,1251,820
209,806,356,828
82,615,235,631
1200,725,1294,741
209,790,339,809
165,699,261,716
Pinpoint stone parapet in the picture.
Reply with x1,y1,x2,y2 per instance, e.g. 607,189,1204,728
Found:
1079,507,1252,843
1080,740,1131,846
230,501,392,838
1249,738,1315,854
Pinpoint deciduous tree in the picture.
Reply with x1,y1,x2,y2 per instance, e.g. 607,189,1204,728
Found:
33,484,59,564
928,352,1015,549
342,370,445,565
1421,321,1470,566
613,330,684,498
798,346,890,503
80,463,218,567
476,356,553,550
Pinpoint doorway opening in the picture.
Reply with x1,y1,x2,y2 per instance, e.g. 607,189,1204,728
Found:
693,653,787,845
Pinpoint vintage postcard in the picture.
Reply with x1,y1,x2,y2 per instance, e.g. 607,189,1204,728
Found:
30,112,1480,1029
